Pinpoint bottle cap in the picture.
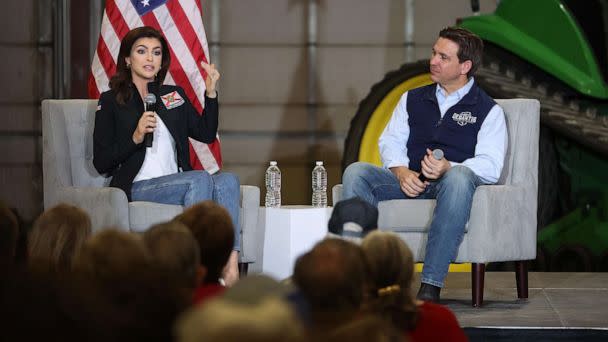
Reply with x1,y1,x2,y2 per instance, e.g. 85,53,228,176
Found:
315,161,323,166
270,161,277,166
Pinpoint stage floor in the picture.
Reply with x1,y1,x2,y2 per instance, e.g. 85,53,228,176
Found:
413,272,608,328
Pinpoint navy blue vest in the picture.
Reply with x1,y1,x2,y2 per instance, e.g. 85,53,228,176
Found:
406,82,496,172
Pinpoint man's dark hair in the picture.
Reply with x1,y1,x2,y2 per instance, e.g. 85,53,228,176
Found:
293,239,368,315
439,26,484,78
174,201,234,284
143,221,201,289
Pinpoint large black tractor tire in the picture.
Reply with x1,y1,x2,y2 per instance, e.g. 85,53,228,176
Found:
342,60,429,170
342,57,562,230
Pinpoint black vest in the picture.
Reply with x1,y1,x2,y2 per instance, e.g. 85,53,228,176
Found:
406,82,496,172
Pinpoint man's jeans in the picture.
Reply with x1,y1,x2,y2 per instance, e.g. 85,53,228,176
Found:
342,162,482,287
131,170,241,250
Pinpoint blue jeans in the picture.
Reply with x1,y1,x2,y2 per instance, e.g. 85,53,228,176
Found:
131,170,241,250
342,162,482,287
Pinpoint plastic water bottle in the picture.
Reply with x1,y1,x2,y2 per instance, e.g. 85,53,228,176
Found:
312,161,327,207
265,161,281,208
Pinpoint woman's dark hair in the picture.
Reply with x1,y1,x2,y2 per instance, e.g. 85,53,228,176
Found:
109,26,171,105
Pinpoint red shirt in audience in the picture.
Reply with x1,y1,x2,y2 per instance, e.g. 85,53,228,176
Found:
193,283,225,305
408,301,467,342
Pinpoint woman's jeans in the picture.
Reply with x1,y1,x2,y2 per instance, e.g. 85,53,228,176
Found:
131,170,241,250
342,162,482,287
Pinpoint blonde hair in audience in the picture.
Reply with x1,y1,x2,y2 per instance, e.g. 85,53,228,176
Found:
75,228,150,280
361,230,418,330
28,203,92,271
175,297,304,342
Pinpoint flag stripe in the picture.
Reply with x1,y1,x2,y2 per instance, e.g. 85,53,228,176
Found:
106,0,131,38
91,51,110,93
95,36,117,86
164,0,209,88
140,10,204,112
153,5,206,110
178,0,209,60
116,0,144,30
100,13,120,62
87,73,101,98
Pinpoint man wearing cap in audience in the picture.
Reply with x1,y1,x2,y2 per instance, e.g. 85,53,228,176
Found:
327,197,378,243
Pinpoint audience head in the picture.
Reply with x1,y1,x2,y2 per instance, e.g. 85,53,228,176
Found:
176,296,304,342
174,201,234,284
328,197,378,242
75,228,150,283
361,231,417,331
222,274,291,305
321,314,404,342
143,221,202,289
0,201,19,265
292,238,368,326
28,203,92,272
0,264,117,342
76,228,188,341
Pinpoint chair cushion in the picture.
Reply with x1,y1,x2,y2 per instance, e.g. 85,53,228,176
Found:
378,199,436,232
128,201,184,233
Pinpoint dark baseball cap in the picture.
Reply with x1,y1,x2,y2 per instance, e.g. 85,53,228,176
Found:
328,197,378,237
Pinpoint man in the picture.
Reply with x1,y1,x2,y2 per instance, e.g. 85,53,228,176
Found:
292,238,368,334
174,201,237,303
342,27,507,303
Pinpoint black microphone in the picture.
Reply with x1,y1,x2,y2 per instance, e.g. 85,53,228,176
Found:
143,93,156,148
418,149,445,182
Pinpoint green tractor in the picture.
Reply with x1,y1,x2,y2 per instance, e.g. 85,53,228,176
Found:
342,0,608,271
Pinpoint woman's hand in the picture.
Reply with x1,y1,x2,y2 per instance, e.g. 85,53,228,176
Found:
132,111,156,144
201,61,220,98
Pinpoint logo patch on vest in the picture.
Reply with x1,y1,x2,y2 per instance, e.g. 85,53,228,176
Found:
161,91,185,110
451,111,477,126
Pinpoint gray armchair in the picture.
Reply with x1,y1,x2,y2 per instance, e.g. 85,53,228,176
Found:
333,98,540,306
42,99,260,270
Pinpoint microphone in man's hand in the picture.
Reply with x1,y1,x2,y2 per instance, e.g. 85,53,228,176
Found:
418,149,445,182
143,93,156,148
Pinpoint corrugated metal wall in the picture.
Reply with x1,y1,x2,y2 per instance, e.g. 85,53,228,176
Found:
0,0,497,221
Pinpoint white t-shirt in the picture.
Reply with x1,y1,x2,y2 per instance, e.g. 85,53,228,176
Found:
133,115,178,182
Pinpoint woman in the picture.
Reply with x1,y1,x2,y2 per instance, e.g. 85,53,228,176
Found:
93,26,240,285
361,231,467,341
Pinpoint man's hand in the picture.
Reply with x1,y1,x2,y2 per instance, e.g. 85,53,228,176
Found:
390,166,427,197
201,61,220,98
420,148,450,180
132,111,156,144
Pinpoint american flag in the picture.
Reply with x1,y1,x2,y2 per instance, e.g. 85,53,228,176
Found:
88,0,222,173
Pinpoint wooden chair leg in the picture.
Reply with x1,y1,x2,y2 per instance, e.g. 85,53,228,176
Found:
238,262,249,276
515,260,528,299
471,263,485,307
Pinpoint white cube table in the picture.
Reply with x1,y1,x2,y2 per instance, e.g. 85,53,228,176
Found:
261,205,333,280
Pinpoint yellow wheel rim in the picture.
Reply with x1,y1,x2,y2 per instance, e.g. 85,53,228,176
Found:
359,73,433,165
358,71,470,273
